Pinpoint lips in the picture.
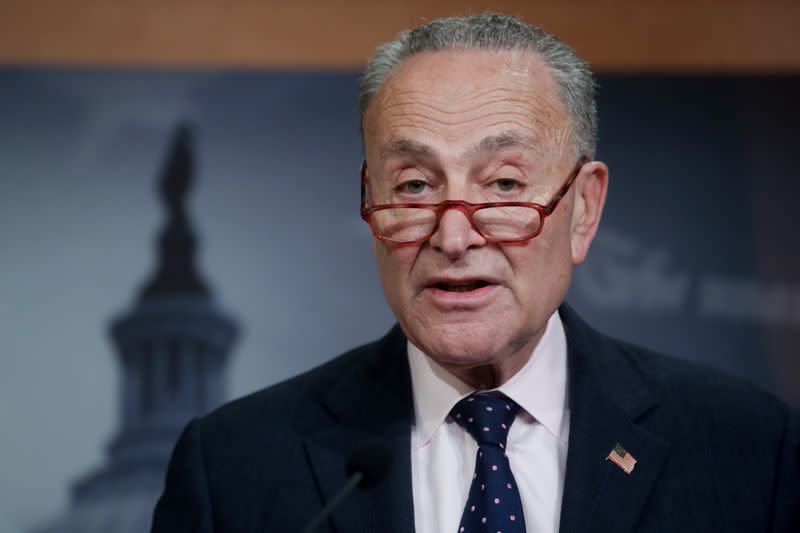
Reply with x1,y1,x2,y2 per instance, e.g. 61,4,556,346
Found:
423,277,499,309
426,274,500,291
434,280,490,292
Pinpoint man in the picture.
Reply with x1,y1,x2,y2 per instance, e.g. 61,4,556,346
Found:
152,13,799,532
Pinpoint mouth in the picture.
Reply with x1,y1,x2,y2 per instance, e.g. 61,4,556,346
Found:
432,280,491,292
423,278,498,309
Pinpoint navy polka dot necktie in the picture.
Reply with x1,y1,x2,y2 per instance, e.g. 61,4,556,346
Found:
451,392,527,533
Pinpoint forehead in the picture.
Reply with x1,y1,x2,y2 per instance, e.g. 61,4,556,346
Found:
363,49,569,159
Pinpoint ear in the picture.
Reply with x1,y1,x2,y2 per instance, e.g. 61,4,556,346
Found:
570,160,609,265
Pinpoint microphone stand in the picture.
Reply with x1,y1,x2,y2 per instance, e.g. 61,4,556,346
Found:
299,471,364,533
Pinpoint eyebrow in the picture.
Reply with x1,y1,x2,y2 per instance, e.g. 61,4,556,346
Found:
380,130,532,163
468,130,532,160
380,138,435,159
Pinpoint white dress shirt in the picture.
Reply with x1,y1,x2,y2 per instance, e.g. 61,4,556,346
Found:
408,310,570,533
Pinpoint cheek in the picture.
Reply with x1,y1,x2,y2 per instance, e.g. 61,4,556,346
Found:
373,243,394,287
505,221,574,292
374,242,418,298
539,208,576,261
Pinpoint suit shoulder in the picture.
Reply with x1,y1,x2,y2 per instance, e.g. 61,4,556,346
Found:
194,331,389,435
606,333,793,430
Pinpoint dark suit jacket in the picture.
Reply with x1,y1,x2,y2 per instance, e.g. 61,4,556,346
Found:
152,305,799,532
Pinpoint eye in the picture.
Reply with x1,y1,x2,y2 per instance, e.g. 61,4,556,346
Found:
493,178,522,192
399,180,428,195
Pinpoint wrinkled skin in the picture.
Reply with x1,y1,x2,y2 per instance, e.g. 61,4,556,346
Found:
363,49,608,389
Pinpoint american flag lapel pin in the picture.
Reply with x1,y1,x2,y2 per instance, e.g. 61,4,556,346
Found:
607,443,637,474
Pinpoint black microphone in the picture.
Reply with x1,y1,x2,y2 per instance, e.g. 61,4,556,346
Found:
299,442,391,533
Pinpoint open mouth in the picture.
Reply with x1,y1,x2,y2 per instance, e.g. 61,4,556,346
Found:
434,280,491,292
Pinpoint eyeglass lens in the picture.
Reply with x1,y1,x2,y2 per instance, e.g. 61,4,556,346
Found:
370,206,542,243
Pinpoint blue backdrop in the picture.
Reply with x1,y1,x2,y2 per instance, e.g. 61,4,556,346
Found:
0,69,797,531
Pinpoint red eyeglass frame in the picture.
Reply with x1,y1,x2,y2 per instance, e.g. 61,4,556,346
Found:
360,156,589,245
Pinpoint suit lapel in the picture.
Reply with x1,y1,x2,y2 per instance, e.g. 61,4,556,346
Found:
558,305,671,533
304,326,415,533
302,306,672,533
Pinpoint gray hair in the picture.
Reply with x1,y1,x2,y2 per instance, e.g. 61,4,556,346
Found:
359,13,598,159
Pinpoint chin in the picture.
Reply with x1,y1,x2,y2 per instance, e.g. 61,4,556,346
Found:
404,318,519,367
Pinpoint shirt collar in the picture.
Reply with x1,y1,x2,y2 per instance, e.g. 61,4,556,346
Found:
408,310,569,449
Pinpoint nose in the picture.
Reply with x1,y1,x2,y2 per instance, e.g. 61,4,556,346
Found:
428,206,487,260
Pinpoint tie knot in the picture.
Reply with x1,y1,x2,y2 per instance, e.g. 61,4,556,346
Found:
450,393,521,447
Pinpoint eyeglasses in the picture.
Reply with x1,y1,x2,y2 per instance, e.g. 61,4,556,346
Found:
360,156,588,245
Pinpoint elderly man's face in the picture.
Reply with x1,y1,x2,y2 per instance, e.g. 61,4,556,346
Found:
363,49,606,383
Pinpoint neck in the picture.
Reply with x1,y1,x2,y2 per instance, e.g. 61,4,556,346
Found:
440,327,546,390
